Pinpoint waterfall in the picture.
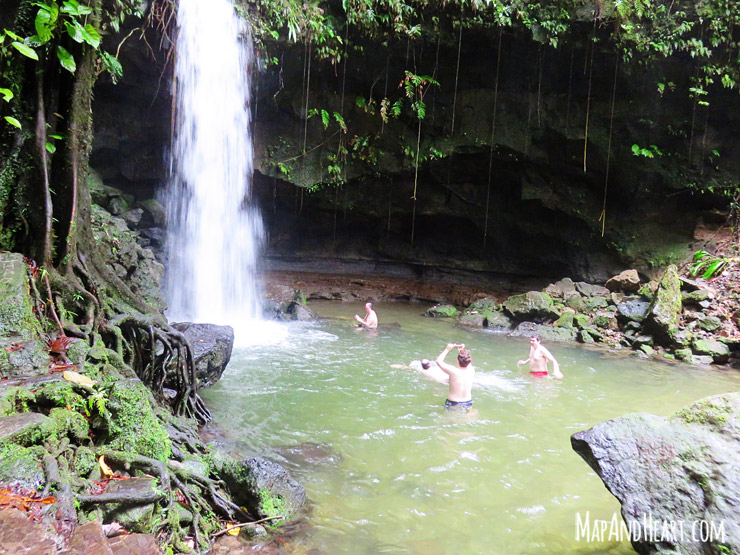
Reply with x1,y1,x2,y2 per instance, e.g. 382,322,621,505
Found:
164,0,264,330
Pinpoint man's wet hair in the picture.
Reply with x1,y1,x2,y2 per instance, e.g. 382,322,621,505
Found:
421,359,431,370
532,334,541,342
457,348,472,368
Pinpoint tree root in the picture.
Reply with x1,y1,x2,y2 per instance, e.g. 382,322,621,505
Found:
77,491,165,505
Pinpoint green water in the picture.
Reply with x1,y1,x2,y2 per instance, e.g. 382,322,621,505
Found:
201,302,740,554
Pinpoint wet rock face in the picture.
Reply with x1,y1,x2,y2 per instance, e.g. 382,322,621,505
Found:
0,253,49,378
571,392,740,555
170,322,235,388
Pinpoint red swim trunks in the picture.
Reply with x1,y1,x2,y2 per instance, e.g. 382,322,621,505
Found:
530,371,548,378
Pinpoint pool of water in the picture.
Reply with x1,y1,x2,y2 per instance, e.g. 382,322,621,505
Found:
201,302,740,554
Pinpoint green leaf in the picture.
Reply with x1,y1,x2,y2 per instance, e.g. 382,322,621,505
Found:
0,88,13,102
321,109,329,128
61,0,92,16
11,41,39,60
45,141,56,153
702,259,726,279
333,112,347,132
4,29,22,41
65,20,84,43
48,133,63,140
631,144,640,155
4,116,21,129
81,24,101,48
57,45,76,73
35,8,53,43
693,250,709,261
100,51,122,81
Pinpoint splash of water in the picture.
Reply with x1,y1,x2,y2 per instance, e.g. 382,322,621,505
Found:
165,0,265,336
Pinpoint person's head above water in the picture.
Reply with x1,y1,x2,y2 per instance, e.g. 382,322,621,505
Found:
366,302,373,312
457,348,472,368
530,334,542,346
421,358,431,370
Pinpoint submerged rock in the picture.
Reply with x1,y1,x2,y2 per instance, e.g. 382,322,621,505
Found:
571,392,740,554
424,304,459,318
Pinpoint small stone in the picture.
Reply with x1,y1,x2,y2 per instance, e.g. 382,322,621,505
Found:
605,269,640,293
697,315,722,332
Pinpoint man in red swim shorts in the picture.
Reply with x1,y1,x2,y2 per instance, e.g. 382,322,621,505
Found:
517,335,563,379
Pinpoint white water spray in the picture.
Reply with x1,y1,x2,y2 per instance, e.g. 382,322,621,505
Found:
165,0,265,334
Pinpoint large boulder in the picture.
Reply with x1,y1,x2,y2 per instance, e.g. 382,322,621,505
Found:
544,278,577,299
0,253,49,378
210,452,307,521
171,322,235,387
509,322,577,342
575,282,610,298
605,269,641,293
571,392,740,554
502,292,559,322
644,265,683,346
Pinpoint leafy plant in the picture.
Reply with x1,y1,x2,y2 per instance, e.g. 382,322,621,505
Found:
631,144,663,158
690,250,731,280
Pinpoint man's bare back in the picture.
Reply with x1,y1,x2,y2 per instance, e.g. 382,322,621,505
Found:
436,343,475,404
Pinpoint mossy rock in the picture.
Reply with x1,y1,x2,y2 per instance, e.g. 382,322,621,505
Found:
0,253,49,378
697,316,722,332
502,292,559,322
554,311,575,329
584,296,609,312
673,395,737,429
564,294,586,312
645,265,682,345
0,443,45,490
73,445,97,477
424,304,459,318
691,338,730,363
675,348,693,362
49,407,90,442
573,314,590,329
0,412,54,446
106,379,171,461
102,476,160,533
209,451,306,521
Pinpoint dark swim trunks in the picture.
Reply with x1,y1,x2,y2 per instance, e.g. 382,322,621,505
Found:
530,371,548,377
445,399,473,411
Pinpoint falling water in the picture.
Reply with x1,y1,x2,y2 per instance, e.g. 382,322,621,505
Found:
165,0,264,330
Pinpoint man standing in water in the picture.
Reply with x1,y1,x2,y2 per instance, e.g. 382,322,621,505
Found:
518,335,563,378
436,343,475,409
355,302,378,329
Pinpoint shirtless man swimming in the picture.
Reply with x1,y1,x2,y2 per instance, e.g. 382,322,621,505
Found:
391,359,449,384
436,343,475,409
518,335,563,379
354,302,378,329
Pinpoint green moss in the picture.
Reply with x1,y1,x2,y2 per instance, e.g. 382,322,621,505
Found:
34,382,86,412
73,445,96,476
49,407,90,442
674,397,734,428
0,387,35,415
0,443,45,489
107,381,171,461
258,489,287,523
